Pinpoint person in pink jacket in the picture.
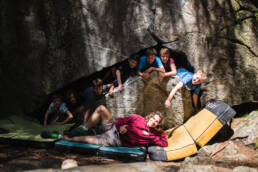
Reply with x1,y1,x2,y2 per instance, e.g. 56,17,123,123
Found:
58,105,168,147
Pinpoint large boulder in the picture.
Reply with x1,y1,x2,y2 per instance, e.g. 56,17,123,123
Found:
0,0,257,117
105,72,194,128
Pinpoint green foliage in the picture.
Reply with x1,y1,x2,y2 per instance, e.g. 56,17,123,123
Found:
253,137,258,148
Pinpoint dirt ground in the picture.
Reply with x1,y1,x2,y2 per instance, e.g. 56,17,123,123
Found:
0,144,121,166
0,143,181,171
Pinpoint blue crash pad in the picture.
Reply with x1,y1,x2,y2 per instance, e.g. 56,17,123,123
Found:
55,140,146,161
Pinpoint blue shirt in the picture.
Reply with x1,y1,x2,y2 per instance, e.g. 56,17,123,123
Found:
81,85,109,110
47,102,68,114
177,68,201,95
138,56,163,72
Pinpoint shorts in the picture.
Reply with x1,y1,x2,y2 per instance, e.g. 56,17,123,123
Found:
95,121,122,147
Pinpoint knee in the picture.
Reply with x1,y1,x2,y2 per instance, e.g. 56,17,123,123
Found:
97,105,107,112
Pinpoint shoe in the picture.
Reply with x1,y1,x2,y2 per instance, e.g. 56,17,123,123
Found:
41,131,61,139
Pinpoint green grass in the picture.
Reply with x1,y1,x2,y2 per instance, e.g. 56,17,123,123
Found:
253,137,258,148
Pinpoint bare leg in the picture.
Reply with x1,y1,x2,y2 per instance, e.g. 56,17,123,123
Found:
84,105,112,129
62,135,99,145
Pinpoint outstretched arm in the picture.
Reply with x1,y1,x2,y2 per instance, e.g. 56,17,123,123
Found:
145,66,166,74
169,63,177,76
165,81,184,108
107,83,115,96
116,69,123,91
137,70,150,79
161,63,177,77
55,110,73,125
152,66,165,73
83,109,90,126
43,111,49,127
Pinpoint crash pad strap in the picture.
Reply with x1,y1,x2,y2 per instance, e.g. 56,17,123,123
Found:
166,144,197,161
164,125,197,161
196,119,223,147
184,109,223,147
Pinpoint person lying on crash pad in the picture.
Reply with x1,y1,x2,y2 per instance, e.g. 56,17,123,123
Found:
42,105,168,147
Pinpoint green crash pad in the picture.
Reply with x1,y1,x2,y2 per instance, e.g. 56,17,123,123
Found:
0,115,73,143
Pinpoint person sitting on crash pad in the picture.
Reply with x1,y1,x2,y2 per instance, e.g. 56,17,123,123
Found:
43,94,73,127
165,68,207,111
42,105,168,147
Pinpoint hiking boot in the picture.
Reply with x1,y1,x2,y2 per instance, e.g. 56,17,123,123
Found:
41,131,61,139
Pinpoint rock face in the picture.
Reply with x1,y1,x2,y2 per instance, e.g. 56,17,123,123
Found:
0,0,257,116
232,111,258,146
105,72,194,128
105,76,145,119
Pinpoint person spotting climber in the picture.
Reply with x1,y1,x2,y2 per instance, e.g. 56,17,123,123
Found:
115,54,138,91
159,47,177,78
137,48,165,79
165,68,207,110
43,94,73,126
42,105,168,147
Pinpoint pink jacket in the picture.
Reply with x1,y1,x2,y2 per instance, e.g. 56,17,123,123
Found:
115,114,168,147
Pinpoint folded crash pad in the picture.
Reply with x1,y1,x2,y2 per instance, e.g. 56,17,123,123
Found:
148,125,197,161
55,140,146,161
148,99,236,161
185,99,236,147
